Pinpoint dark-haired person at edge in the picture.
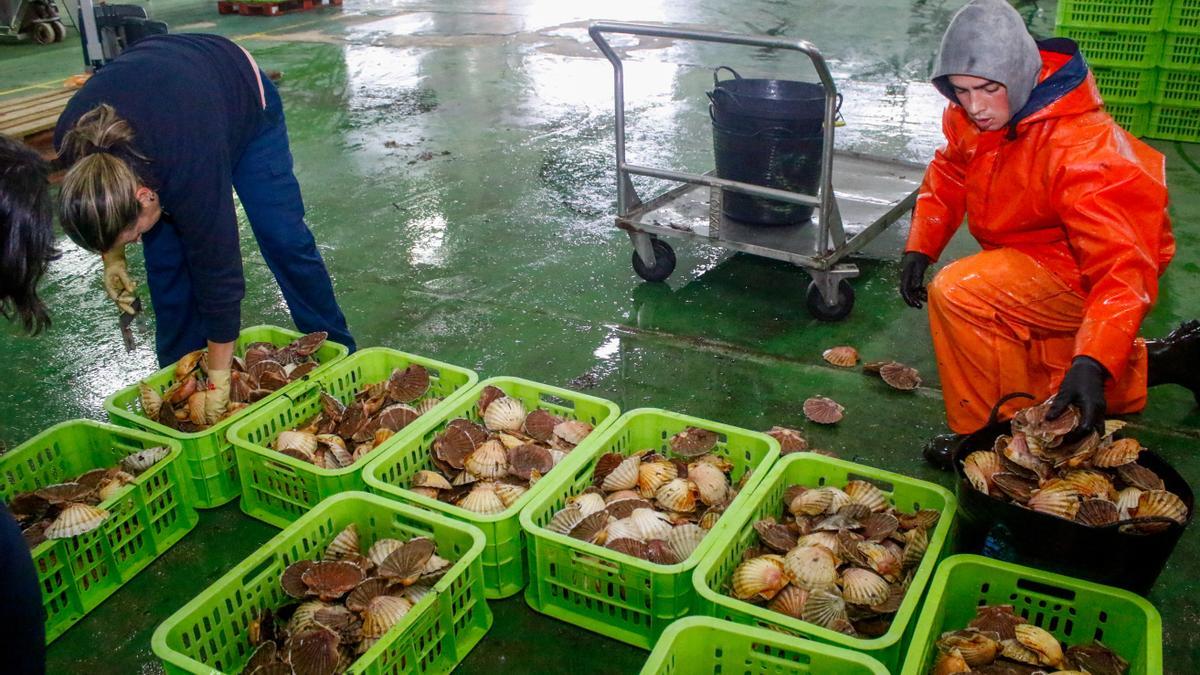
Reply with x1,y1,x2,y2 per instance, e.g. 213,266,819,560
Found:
55,33,356,426
0,134,58,674
901,0,1200,469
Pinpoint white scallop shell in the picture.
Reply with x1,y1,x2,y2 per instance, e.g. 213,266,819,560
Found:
459,482,506,514
46,503,109,539
665,523,706,562
464,440,510,480
601,455,641,492
687,462,729,506
629,507,673,541
482,396,526,432
568,492,607,518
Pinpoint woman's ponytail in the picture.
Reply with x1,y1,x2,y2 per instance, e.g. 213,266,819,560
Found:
58,104,146,253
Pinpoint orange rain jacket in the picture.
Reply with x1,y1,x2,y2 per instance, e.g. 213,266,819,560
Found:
906,40,1174,382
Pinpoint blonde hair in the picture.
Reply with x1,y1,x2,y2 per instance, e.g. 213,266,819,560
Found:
58,104,146,253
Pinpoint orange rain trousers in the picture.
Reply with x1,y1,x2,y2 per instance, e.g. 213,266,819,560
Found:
928,248,1148,434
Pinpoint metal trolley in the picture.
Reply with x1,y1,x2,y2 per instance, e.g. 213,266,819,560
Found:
590,21,926,320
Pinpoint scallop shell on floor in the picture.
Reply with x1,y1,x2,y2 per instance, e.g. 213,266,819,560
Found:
821,346,859,367
803,397,844,425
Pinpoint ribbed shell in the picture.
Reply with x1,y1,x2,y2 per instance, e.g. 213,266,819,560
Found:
731,555,787,601
464,440,509,480
637,461,678,500
803,397,844,425
841,567,891,606
821,346,859,367
655,478,699,513
844,480,889,513
45,503,108,539
601,455,641,492
783,545,838,591
324,523,360,560
361,595,413,638
665,523,706,562
629,508,674,541
458,483,507,514
482,397,526,432
688,462,730,506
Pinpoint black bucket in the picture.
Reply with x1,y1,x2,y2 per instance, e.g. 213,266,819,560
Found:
707,67,837,226
951,394,1194,595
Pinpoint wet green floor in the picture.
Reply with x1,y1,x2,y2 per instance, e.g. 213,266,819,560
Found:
2,0,1198,672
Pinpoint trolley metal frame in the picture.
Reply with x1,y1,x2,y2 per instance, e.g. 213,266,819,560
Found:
589,20,926,319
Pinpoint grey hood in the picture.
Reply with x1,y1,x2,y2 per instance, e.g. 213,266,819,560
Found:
931,0,1043,116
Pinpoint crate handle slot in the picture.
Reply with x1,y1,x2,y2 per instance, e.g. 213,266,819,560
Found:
1016,577,1077,602
267,460,299,477
570,550,620,573
240,555,278,589
539,393,575,409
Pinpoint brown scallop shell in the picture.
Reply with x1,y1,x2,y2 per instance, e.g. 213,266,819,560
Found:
968,605,1025,641
879,362,921,391
605,497,655,520
991,472,1038,503
386,365,430,403
345,577,390,613
1116,462,1165,491
606,537,649,559
375,404,420,432
281,560,316,599
1091,438,1143,468
765,426,808,454
753,519,798,553
288,331,328,357
301,560,365,601
335,402,369,440
568,510,609,544
251,360,290,391
35,482,91,505
669,427,718,458
592,452,626,486
1134,489,1188,525
822,346,859,367
767,584,808,619
1075,499,1119,527
803,397,844,425
286,626,340,675
378,537,436,584
433,425,480,471
523,409,560,442
860,512,900,542
507,444,554,481
288,361,318,381
476,385,506,415
645,539,679,566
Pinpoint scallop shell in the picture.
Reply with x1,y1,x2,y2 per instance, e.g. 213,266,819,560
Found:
992,472,1038,503
464,440,509,480
860,512,900,542
669,427,718,458
606,538,649,559
138,381,163,418
1090,437,1142,468
601,455,641,492
287,599,329,633
655,478,699,513
666,523,706,562
286,626,341,675
858,541,901,580
1014,623,1064,667
1075,498,1119,527
547,506,587,535
604,517,644,543
378,537,436,584
592,452,626,485
420,553,452,582
476,385,506,415
1116,462,1165,491
783,545,838,591
458,482,507,514
45,503,108,539
1062,470,1117,500
765,426,808,454
281,560,316,599
821,346,859,367
844,480,889,513
522,409,561,442
97,476,131,502
803,397,844,425
508,444,554,481
1027,485,1081,520
798,531,842,554
411,470,452,491
968,605,1025,641
495,482,528,508
36,482,92,504
1134,489,1188,524
433,424,480,471
386,364,429,403
688,462,730,506
1115,487,1143,517
731,554,788,601
901,526,928,569
626,507,672,542
879,362,921,390
567,492,608,518
801,589,848,629
324,523,360,560
375,404,420,433
568,510,609,544
553,420,593,446
754,519,798,553
174,348,206,379
276,430,318,457
345,577,390,612
935,629,1001,667
401,584,432,605
962,451,1002,495
605,497,654,520
186,391,209,426
301,560,364,601
482,396,526,432
367,538,404,568
841,567,891,606
789,487,833,516
252,360,290,391
361,595,413,638
767,584,808,619
415,397,442,416
637,461,678,499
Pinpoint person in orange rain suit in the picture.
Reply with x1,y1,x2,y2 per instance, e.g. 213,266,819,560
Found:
899,0,1199,469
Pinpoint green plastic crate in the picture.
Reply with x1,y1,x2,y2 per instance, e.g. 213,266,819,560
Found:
151,492,491,674
105,325,349,509
642,617,889,675
0,419,198,643
1160,32,1200,69
1092,65,1157,104
1105,102,1151,135
364,377,620,599
899,555,1162,675
1056,0,1169,32
520,408,781,649
1057,26,1164,68
1167,0,1200,34
691,453,956,673
1148,103,1200,141
228,347,478,529
1153,68,1200,107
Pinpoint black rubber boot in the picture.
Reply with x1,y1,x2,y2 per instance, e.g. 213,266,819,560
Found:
1146,320,1200,405
923,433,967,472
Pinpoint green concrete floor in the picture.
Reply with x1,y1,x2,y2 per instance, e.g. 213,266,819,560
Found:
1,0,1198,672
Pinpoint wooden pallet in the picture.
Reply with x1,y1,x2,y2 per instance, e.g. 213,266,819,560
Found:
217,0,341,16
0,86,78,141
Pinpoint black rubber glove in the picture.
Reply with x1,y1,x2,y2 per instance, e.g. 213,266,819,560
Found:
1047,356,1108,437
899,251,932,308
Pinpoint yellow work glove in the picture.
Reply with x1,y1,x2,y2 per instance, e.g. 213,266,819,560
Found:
101,247,138,315
203,369,231,425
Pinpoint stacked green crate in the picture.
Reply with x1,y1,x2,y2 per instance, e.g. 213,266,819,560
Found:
1055,0,1170,136
1152,0,1200,141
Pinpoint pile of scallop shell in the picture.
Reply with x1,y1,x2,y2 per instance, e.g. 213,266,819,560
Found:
726,479,938,637
6,445,170,548
405,385,594,515
931,604,1128,675
270,364,440,470
140,332,328,432
822,345,922,391
961,400,1190,533
541,426,744,565
239,524,452,675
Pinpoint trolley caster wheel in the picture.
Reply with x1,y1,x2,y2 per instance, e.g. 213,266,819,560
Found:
32,22,55,45
632,238,676,283
806,279,855,321
51,21,66,42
